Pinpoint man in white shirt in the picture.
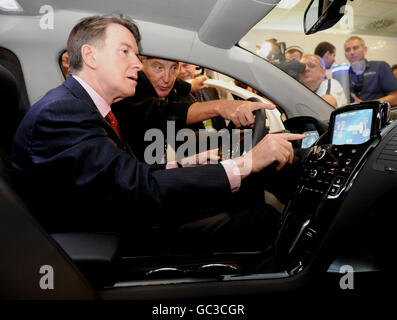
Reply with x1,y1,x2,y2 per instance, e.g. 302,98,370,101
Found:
299,54,347,108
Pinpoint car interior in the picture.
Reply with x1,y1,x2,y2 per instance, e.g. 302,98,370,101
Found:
1,0,396,301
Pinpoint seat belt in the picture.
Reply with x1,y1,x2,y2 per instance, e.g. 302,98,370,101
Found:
326,79,331,95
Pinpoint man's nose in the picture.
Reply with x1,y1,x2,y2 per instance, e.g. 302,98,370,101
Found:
132,56,143,71
163,71,171,83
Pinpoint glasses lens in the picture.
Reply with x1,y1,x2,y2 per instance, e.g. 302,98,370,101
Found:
305,62,317,68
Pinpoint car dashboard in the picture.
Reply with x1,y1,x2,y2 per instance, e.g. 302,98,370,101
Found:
101,101,396,293
276,101,395,275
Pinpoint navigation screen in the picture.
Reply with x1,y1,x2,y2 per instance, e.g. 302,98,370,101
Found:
302,130,319,148
332,109,373,145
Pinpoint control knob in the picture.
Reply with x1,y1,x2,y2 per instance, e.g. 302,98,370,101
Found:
317,148,326,160
309,169,318,178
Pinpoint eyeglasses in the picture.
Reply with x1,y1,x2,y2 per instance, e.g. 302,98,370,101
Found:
303,62,319,68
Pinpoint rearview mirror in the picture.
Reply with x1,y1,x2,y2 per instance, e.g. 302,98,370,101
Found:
304,0,348,35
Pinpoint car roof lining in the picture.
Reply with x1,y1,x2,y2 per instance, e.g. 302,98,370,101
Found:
6,0,281,49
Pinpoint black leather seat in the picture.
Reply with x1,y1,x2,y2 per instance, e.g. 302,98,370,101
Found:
0,173,97,299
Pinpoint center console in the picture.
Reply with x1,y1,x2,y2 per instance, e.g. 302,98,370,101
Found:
276,101,390,273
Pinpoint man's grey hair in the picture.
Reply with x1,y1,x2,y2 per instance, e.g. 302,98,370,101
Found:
301,53,325,70
345,36,366,48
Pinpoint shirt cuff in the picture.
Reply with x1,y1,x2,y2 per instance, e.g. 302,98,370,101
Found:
166,161,178,169
221,159,241,193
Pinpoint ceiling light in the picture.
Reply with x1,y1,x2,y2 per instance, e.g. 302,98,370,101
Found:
277,0,300,10
0,0,23,12
365,19,395,31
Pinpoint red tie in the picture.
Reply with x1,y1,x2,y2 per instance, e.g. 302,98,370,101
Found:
105,110,124,143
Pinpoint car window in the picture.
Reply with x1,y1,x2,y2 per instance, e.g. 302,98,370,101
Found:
239,0,397,87
58,49,69,79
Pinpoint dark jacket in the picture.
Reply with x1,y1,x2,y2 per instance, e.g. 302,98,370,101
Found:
10,76,231,233
174,86,226,131
113,72,226,161
112,71,192,161
349,60,397,101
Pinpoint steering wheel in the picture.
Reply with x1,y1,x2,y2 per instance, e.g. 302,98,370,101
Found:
249,97,268,147
227,97,268,149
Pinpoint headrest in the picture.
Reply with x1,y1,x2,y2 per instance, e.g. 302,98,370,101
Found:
0,64,20,165
0,64,19,109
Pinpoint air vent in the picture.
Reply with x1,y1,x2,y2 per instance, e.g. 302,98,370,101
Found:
365,19,395,31
375,133,397,172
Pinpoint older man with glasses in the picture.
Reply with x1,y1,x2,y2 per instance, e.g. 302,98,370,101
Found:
299,54,347,108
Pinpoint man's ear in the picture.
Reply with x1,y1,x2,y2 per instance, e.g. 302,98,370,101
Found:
325,51,332,60
81,44,97,69
321,68,326,79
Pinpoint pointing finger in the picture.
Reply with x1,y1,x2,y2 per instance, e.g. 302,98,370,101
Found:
278,133,307,141
249,102,276,112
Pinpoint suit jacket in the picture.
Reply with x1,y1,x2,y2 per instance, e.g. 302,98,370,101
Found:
112,72,225,161
173,86,226,131
112,71,192,161
10,76,231,233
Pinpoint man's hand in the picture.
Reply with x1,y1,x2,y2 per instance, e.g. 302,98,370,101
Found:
191,75,208,93
232,133,306,178
321,94,337,107
181,149,219,167
217,101,276,128
351,93,363,103
187,99,275,126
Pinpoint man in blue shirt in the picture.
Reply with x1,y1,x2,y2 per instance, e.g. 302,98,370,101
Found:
344,36,397,107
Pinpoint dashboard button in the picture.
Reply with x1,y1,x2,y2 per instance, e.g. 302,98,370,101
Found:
334,176,345,185
309,169,318,178
329,185,340,195
305,227,317,240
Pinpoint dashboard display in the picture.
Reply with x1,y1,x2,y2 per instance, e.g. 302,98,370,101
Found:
302,130,319,148
332,109,373,145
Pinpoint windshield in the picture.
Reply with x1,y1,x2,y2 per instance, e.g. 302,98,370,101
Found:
239,0,397,85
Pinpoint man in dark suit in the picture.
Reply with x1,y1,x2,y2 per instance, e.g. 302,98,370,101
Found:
176,62,226,131
11,14,304,253
112,58,222,162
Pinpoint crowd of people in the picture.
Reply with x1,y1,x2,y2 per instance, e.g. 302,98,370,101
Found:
284,38,397,108
60,35,397,112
